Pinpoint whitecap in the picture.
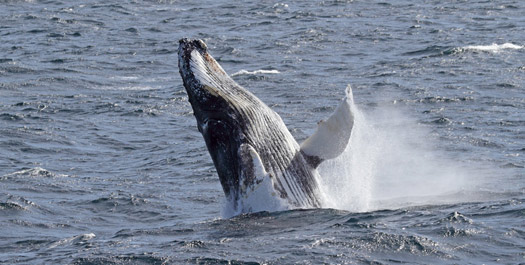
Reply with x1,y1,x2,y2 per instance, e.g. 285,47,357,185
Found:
231,69,280,77
2,167,67,179
110,75,139,80
48,233,96,249
463,43,523,52
117,85,159,91
96,85,159,91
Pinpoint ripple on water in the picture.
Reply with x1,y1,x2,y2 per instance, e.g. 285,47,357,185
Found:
0,0,524,264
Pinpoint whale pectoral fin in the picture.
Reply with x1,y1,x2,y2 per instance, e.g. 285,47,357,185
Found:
300,85,355,168
238,144,284,213
239,144,270,195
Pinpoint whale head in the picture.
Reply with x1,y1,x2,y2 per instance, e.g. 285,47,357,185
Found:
178,38,258,122
178,38,258,200
178,38,228,112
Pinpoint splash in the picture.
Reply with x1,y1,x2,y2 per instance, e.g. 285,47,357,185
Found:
220,84,474,216
463,43,523,53
317,95,376,212
231,69,281,76
318,88,471,212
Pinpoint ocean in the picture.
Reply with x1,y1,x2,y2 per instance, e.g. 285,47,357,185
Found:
1,0,524,264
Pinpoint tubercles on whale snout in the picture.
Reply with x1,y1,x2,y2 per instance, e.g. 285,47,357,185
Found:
179,38,208,55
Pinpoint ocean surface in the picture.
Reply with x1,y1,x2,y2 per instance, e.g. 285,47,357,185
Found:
1,0,524,264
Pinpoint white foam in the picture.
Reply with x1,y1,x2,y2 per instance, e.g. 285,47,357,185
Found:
318,86,473,212
111,76,139,80
48,233,96,249
317,97,375,212
90,84,159,91
231,69,280,77
463,43,523,52
116,86,158,91
2,167,68,179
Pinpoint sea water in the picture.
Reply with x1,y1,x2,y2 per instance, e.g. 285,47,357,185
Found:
1,0,524,264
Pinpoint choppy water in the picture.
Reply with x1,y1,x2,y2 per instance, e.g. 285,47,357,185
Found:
1,0,524,264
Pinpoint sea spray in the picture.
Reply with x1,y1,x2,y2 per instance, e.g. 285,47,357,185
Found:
220,83,475,216
318,88,378,212
319,89,472,212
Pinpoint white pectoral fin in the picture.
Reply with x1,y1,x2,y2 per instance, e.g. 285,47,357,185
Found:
238,144,286,213
240,144,269,184
300,85,355,168
239,144,273,200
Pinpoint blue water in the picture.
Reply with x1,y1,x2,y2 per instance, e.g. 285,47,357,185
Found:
1,0,524,264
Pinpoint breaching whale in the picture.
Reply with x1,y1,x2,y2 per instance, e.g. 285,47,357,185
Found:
178,38,354,214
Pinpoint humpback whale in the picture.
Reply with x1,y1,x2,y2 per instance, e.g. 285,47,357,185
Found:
178,38,354,214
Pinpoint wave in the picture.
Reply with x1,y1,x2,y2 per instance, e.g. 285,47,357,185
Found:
0,194,37,211
462,43,523,52
94,85,159,91
73,254,168,265
2,167,66,180
231,69,280,76
403,43,523,58
48,233,96,249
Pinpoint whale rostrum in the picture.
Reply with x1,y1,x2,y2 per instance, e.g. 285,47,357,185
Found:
178,38,354,214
